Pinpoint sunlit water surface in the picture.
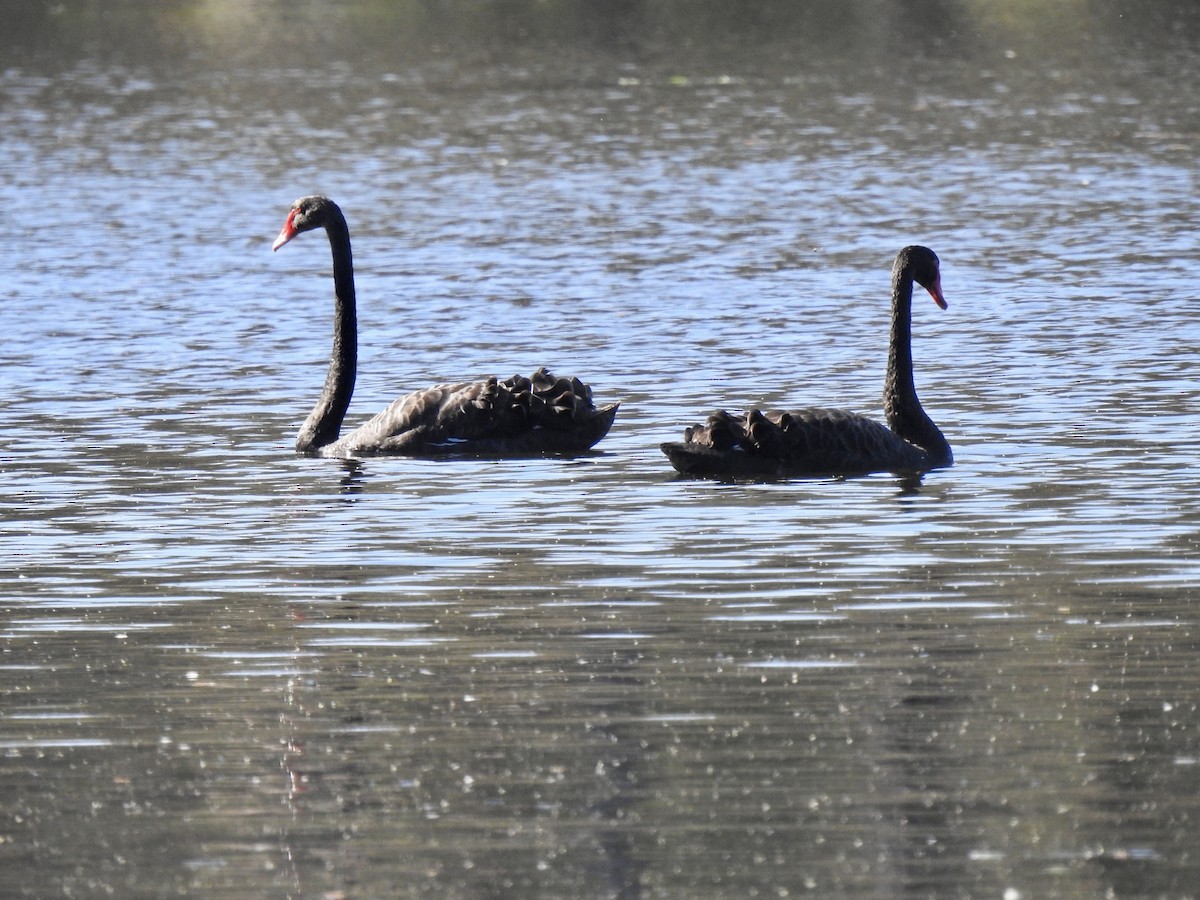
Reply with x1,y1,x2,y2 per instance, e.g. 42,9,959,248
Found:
3,4,1200,897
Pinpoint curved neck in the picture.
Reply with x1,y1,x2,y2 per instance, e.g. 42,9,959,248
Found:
296,212,357,452
883,265,951,466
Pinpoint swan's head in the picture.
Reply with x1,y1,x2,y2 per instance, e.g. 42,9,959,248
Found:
897,245,946,310
272,195,341,251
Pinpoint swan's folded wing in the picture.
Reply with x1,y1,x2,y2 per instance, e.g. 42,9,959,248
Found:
333,368,616,455
662,407,924,477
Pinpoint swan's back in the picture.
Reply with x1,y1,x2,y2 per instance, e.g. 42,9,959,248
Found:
324,368,618,458
660,407,936,479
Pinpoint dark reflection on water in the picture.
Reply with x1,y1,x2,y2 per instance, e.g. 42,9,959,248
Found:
4,0,1200,897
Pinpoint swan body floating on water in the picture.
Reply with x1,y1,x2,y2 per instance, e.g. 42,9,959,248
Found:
272,195,617,458
661,245,952,479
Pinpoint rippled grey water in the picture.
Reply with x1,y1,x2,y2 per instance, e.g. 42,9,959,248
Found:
3,2,1200,897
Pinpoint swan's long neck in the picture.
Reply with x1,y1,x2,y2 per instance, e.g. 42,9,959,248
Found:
296,213,357,452
883,265,952,466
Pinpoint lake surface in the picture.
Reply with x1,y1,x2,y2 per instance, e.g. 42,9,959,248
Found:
3,1,1200,896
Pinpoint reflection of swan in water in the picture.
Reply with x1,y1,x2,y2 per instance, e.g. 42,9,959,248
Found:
272,195,618,458
661,246,953,479
336,459,367,498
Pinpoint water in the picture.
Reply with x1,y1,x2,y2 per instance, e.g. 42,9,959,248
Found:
3,1,1200,896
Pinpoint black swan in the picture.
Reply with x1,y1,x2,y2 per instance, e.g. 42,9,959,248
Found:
272,195,618,457
660,245,952,479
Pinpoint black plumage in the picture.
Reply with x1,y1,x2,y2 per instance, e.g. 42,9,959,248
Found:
272,195,617,458
661,246,952,479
